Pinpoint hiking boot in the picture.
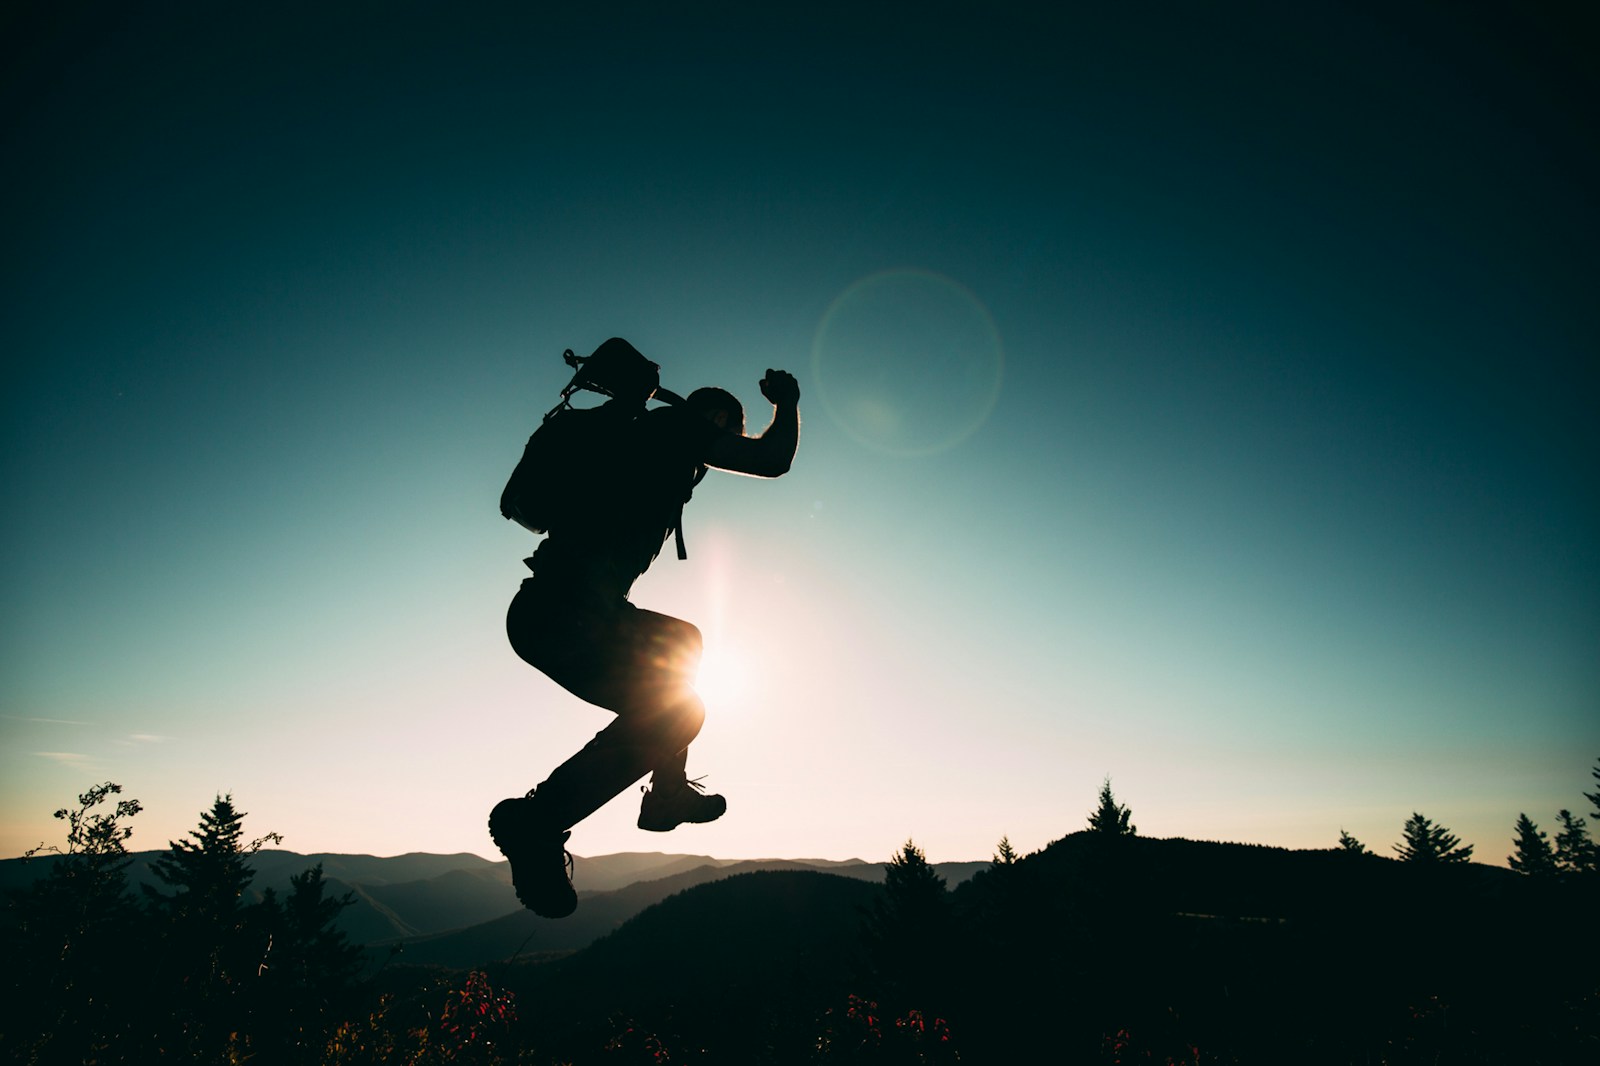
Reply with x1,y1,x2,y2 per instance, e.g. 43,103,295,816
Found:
488,794,576,918
637,777,727,832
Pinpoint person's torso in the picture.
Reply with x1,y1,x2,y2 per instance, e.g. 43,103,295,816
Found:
527,405,720,598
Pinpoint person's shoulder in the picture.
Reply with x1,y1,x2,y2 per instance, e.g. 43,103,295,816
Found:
644,402,695,422
554,400,637,427
642,403,724,451
643,403,708,432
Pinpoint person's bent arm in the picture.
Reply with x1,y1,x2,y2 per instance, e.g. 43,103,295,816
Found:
705,369,799,477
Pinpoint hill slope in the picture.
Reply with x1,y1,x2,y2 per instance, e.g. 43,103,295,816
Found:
495,870,883,1061
458,833,1593,1064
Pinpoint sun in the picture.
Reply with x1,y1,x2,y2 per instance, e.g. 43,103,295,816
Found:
692,643,752,710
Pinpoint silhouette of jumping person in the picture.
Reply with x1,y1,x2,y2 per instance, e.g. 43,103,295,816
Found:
491,338,800,917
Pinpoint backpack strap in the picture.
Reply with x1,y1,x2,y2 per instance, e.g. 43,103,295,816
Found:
671,463,708,560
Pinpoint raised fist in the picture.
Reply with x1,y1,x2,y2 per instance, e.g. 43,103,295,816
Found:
759,369,800,406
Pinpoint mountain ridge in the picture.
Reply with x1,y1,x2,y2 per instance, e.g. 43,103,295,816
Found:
0,846,987,960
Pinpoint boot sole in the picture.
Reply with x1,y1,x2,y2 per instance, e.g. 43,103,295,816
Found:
488,799,577,918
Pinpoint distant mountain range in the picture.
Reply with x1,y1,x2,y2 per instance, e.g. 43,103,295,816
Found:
0,848,988,969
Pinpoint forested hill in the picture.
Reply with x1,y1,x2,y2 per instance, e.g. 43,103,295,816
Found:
468,833,1593,1063
956,830,1524,918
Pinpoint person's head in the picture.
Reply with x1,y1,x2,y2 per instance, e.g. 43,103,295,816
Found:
687,387,745,434
576,338,660,406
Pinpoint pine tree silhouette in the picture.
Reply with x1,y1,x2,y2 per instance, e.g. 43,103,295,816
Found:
255,865,364,1064
1508,813,1556,877
1337,828,1371,855
1553,809,1596,877
1088,777,1135,836
862,840,952,1008
143,794,282,1061
1393,812,1473,864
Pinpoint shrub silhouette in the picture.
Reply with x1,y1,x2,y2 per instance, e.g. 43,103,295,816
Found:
1,783,145,1064
1,785,363,1065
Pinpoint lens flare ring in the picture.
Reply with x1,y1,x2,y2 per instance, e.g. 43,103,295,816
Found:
812,268,1004,457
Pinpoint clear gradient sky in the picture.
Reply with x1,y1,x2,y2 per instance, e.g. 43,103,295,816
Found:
4,3,1596,867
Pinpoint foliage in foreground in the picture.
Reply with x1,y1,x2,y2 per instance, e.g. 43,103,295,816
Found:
1,785,360,1065
2,765,1598,1064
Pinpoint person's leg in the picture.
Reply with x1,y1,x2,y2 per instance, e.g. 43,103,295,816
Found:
495,586,722,916
510,594,711,831
592,607,727,829
526,687,706,831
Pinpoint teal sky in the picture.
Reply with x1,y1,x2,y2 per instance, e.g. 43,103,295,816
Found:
4,3,1595,866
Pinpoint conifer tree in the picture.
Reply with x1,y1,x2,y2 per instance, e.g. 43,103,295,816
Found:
863,840,951,1003
1337,828,1371,855
1087,777,1135,836
1508,813,1556,877
143,794,282,1061
269,865,363,992
254,865,363,1064
145,794,280,942
1585,757,1600,822
980,834,1022,933
879,839,948,924
1393,812,1473,864
1553,809,1596,877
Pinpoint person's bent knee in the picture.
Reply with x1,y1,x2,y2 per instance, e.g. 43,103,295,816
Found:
679,620,703,657
659,624,702,678
665,690,706,749
605,689,704,756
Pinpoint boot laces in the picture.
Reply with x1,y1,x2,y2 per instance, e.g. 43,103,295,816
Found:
642,775,713,797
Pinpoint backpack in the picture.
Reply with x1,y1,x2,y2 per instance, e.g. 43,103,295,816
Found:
500,342,698,558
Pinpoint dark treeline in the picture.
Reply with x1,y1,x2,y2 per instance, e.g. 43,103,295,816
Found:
1,786,363,1065
3,770,1598,1064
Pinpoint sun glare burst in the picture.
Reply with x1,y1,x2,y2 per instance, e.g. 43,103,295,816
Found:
692,644,753,710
